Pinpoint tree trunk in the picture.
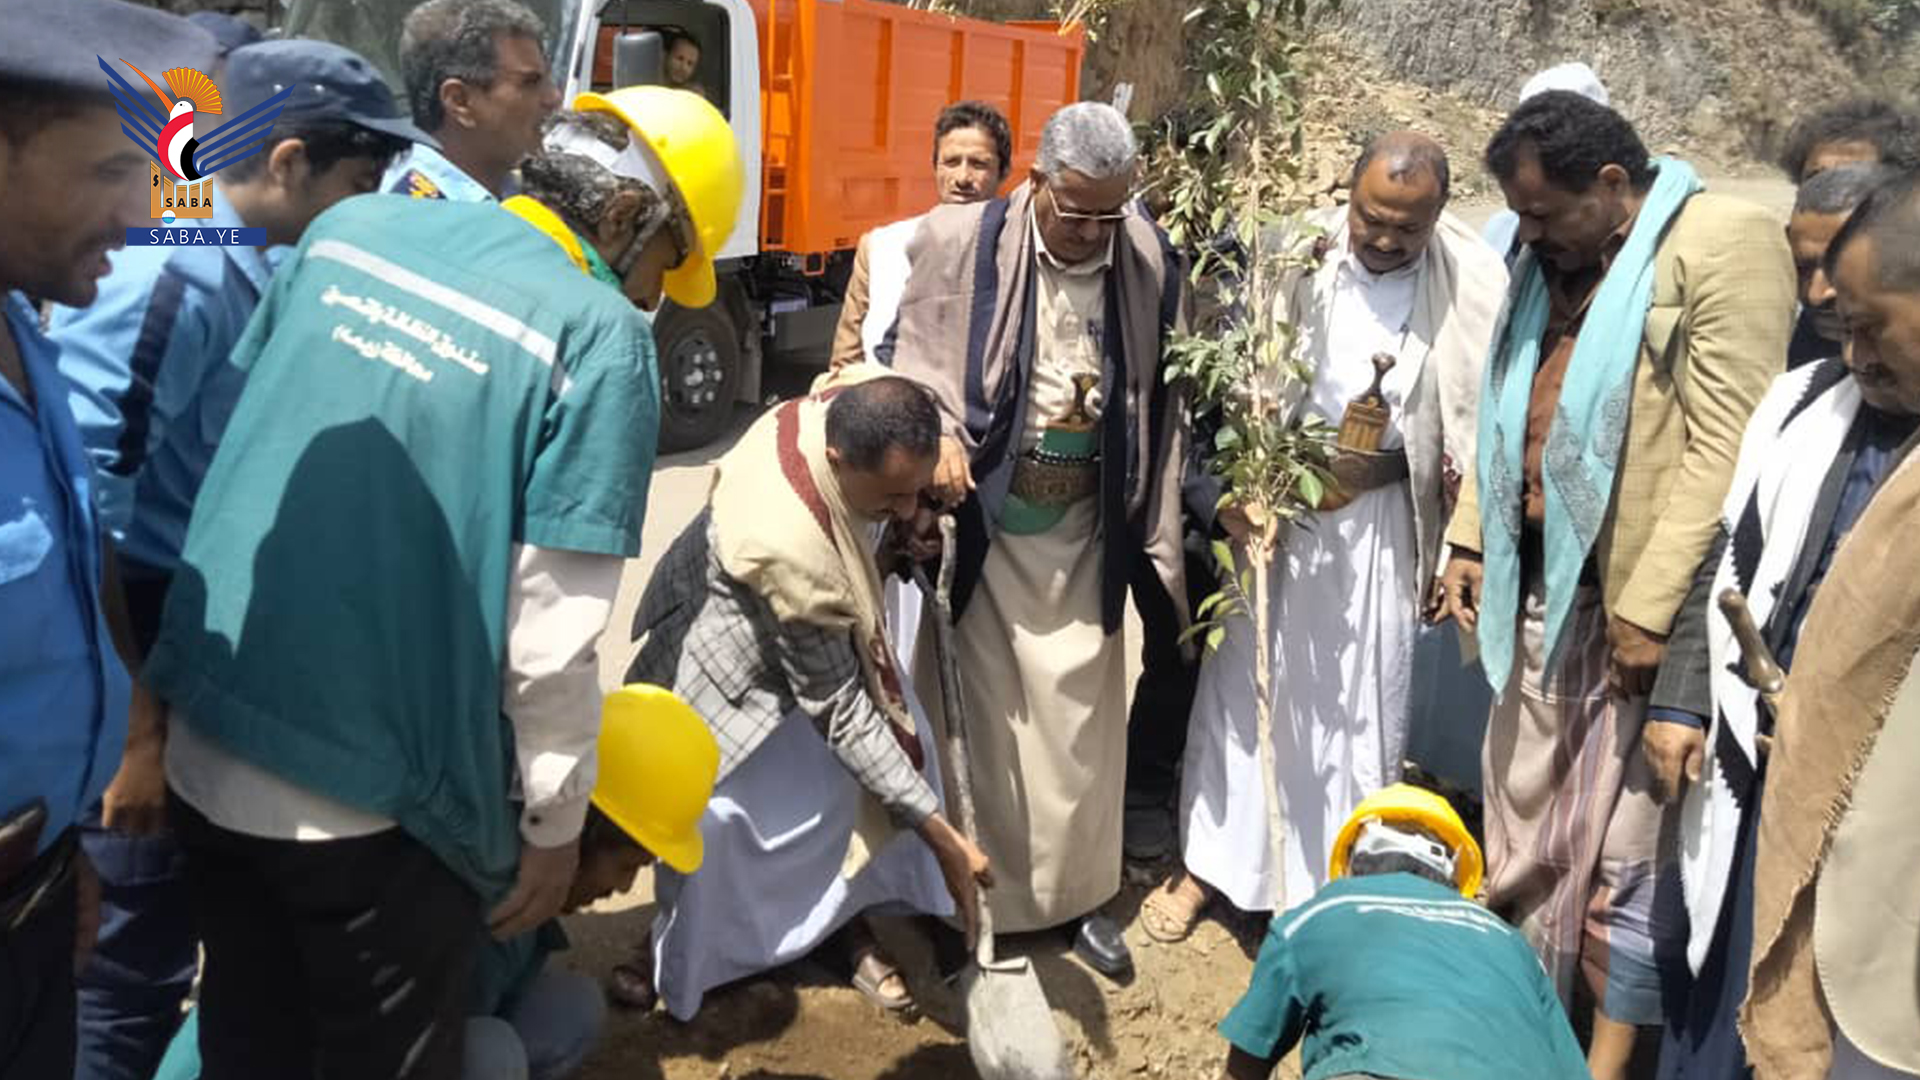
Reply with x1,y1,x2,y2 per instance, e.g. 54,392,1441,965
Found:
1248,537,1286,911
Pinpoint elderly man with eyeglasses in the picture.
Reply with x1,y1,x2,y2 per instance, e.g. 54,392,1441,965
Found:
880,101,1191,980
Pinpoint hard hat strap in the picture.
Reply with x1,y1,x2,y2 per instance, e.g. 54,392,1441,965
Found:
1352,820,1458,884
543,119,695,281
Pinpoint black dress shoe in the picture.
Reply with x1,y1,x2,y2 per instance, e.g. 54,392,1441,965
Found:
1072,914,1133,979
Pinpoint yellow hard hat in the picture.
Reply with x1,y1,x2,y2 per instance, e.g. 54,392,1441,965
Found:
1328,783,1484,898
590,684,719,874
574,86,745,309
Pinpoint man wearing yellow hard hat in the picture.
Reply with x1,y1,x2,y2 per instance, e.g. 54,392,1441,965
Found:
1218,785,1589,1080
151,685,720,1080
141,88,742,1079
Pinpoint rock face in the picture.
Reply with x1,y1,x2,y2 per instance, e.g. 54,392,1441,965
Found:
1326,0,1893,164
143,0,1911,170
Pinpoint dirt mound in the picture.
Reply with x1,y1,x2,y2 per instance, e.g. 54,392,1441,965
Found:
563,862,1293,1080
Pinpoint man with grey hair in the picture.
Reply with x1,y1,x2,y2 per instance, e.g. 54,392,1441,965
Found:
883,100,1190,980
385,0,562,201
1149,130,1508,940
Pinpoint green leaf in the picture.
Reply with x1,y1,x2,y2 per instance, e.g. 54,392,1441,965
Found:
1297,469,1323,507
1196,590,1226,619
1205,625,1227,653
1211,539,1236,575
1207,72,1223,99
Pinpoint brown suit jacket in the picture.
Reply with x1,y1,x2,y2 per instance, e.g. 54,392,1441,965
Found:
1447,192,1796,634
828,231,875,371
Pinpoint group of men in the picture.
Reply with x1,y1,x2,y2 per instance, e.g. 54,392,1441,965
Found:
1144,67,1920,1080
3,0,1920,1075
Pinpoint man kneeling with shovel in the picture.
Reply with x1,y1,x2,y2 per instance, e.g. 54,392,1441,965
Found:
1220,786,1589,1080
616,370,993,1021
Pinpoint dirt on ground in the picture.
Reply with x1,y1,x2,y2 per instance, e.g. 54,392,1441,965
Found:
560,853,1293,1080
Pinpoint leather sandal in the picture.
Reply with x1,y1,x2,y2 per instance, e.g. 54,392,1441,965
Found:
1139,873,1210,944
849,946,917,1017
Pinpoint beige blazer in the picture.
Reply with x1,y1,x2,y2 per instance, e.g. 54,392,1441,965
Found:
828,231,875,371
1447,192,1796,634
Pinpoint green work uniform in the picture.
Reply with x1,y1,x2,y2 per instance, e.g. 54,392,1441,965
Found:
153,921,571,1080
1220,873,1590,1080
144,194,660,902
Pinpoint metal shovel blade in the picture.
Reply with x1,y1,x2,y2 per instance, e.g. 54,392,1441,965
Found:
959,954,1075,1080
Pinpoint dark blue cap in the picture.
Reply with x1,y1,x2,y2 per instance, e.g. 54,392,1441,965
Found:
186,13,267,58
223,39,437,148
1,0,217,99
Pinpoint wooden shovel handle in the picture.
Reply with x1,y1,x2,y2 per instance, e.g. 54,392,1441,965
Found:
916,517,996,960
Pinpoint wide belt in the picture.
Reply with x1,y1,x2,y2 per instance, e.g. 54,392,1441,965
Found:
1,825,77,934
1009,447,1099,509
1329,447,1410,494
1317,447,1410,511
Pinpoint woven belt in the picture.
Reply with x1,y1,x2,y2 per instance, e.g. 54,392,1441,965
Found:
1329,447,1409,495
1009,448,1099,508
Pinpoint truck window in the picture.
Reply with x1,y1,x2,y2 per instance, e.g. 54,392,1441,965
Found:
591,1,731,118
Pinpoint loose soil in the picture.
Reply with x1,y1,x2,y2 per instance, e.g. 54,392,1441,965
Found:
562,856,1295,1080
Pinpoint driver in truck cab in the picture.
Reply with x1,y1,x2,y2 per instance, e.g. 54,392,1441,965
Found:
387,0,564,202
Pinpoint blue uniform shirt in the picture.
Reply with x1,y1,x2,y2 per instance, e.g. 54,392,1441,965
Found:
51,201,279,571
1,293,131,854
382,144,500,204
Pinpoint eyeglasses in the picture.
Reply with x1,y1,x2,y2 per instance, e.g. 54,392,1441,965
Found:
1043,184,1131,224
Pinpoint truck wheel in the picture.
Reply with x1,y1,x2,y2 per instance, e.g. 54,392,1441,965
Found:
654,303,741,453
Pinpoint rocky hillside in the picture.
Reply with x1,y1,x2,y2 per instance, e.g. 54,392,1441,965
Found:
1323,0,1914,167
143,0,1916,180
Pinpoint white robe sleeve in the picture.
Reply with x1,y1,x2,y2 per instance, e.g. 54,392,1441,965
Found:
502,542,625,847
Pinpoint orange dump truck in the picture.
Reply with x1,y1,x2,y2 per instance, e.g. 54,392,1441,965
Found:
288,0,1084,449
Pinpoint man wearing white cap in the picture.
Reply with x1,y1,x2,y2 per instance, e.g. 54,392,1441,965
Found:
1483,63,1612,263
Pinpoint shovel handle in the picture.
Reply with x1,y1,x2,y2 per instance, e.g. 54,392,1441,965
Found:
1718,588,1786,714
914,517,997,963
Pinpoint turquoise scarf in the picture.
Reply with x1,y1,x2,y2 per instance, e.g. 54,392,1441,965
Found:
1475,158,1704,690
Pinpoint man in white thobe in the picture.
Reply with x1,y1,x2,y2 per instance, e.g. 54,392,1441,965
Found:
1146,133,1508,935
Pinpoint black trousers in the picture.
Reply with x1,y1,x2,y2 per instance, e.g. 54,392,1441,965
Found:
171,796,480,1080
0,840,79,1080
1124,536,1217,806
